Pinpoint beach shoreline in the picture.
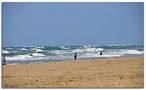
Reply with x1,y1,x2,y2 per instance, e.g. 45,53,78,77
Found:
5,54,144,65
2,56,144,88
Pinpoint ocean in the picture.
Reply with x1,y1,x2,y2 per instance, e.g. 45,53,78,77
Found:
2,44,144,64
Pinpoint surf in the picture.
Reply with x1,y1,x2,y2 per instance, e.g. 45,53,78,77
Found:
2,44,144,64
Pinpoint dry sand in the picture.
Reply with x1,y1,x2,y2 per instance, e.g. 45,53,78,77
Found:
2,56,144,88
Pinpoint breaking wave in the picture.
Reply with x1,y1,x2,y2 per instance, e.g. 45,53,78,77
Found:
2,50,10,54
31,48,46,53
19,48,27,50
2,44,144,64
31,53,46,57
6,54,33,61
120,49,144,55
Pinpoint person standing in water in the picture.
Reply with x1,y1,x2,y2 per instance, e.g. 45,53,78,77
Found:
2,54,6,65
74,52,77,60
100,51,102,55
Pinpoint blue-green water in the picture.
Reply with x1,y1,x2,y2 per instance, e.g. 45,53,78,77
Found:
2,44,144,64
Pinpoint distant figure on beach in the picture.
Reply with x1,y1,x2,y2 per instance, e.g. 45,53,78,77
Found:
2,54,6,65
74,52,77,60
100,51,102,55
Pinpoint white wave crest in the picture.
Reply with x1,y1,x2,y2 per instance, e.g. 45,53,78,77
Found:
49,50,69,54
19,48,27,50
31,53,45,57
120,49,144,55
82,45,90,48
81,53,121,58
59,46,70,49
71,49,85,53
6,54,33,61
2,50,10,54
96,48,104,51
36,46,44,49
31,48,45,53
72,47,104,53
104,49,144,56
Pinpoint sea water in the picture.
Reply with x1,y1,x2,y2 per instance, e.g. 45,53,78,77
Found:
2,44,144,64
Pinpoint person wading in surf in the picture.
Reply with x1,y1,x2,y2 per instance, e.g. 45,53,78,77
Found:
2,54,6,65
74,52,77,60
100,51,102,55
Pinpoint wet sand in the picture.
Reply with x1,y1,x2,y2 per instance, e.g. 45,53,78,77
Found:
2,56,144,88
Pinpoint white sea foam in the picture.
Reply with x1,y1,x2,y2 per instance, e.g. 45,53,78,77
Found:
3,45,144,63
71,49,85,53
36,46,44,49
85,48,99,52
72,47,104,53
49,50,69,54
80,49,143,58
104,49,144,56
81,53,121,58
96,48,104,51
31,53,45,57
82,45,90,48
31,48,45,53
120,49,144,55
6,54,33,61
59,46,70,49
101,54,121,57
2,50,10,54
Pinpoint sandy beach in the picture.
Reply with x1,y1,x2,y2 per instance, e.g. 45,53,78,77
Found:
2,56,144,88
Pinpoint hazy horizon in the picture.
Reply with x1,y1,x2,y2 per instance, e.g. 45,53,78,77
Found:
2,44,144,48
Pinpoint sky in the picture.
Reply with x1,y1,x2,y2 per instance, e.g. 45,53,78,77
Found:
2,2,144,47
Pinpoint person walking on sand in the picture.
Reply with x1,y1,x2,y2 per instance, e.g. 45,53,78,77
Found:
74,52,77,60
